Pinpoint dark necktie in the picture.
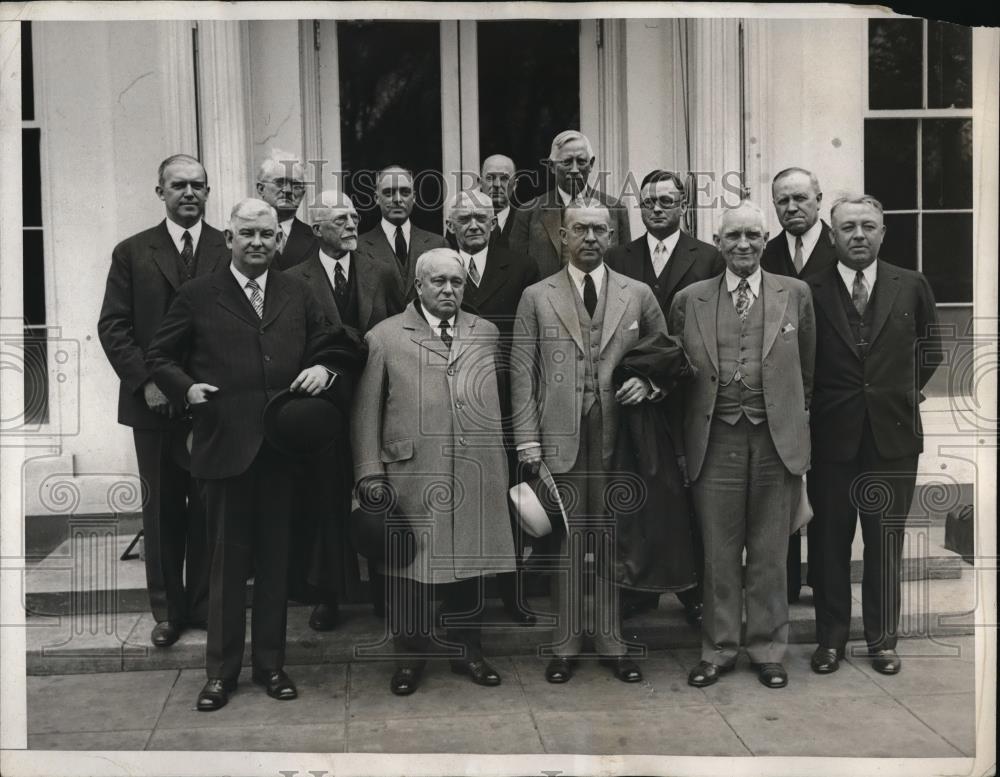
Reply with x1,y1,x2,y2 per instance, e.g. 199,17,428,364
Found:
792,235,804,275
438,319,453,350
394,226,407,267
852,270,869,315
735,278,751,323
583,273,597,318
181,230,194,276
334,262,348,299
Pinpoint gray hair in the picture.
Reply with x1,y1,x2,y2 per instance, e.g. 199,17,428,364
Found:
444,189,494,222
256,151,304,182
718,200,766,232
549,130,595,161
414,248,466,279
771,167,822,196
307,189,356,225
829,194,884,221
228,198,278,231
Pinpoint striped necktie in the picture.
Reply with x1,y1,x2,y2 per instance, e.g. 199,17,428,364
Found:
245,279,264,319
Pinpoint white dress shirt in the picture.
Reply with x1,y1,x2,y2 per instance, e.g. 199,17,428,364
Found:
495,206,511,233
459,247,488,284
785,219,824,270
380,218,411,251
421,307,457,347
647,230,681,277
836,260,878,297
230,264,268,300
319,249,351,289
557,185,595,207
279,218,294,240
725,267,762,309
566,261,606,301
165,217,203,255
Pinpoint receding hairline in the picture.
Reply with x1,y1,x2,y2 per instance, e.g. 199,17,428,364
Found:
718,201,766,232
376,165,415,187
256,156,305,182
228,198,278,230
562,202,611,226
481,154,515,176
549,130,595,161
771,167,821,196
445,189,494,220
415,248,466,279
158,154,206,186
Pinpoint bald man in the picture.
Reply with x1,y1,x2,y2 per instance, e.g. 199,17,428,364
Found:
148,198,363,711
479,154,522,249
256,154,316,269
669,202,815,690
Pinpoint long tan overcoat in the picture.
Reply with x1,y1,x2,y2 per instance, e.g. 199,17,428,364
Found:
351,302,516,584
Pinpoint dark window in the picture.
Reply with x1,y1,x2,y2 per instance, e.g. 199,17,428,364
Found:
922,118,973,210
477,20,580,205
880,214,918,272
928,21,972,109
922,213,973,303
23,128,42,227
868,19,922,110
21,21,34,121
337,21,443,234
864,119,917,210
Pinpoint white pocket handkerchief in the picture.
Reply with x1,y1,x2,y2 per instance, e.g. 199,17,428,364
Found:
627,320,639,331
781,323,796,334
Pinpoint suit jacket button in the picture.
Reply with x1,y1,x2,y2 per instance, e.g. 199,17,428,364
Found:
710,375,717,382
259,328,265,335
447,368,455,376
264,355,271,362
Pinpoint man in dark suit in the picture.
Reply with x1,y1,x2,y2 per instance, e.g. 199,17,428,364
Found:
285,190,402,629
806,195,942,677
357,165,448,297
445,189,539,624
606,168,724,625
761,167,838,603
670,202,815,690
510,130,630,279
479,154,522,249
98,153,227,647
256,153,316,270
147,198,361,711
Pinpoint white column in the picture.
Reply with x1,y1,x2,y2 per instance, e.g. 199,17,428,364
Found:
317,21,343,182
159,20,198,157
299,19,323,195
689,18,743,242
595,19,629,205
196,20,253,227
742,18,772,214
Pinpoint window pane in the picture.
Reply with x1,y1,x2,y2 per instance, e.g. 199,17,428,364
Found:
23,128,42,227
928,21,972,109
868,19,922,109
923,119,972,210
477,21,580,205
880,213,918,272
21,21,34,121
864,120,917,210
23,327,49,425
23,229,46,326
922,212,972,303
337,21,443,233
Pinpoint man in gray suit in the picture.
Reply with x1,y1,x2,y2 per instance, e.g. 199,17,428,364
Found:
512,202,663,685
356,165,448,297
510,131,631,279
669,201,815,690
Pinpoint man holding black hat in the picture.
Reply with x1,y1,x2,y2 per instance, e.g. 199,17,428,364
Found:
147,198,362,711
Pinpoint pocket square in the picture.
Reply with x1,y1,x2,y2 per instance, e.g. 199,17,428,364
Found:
627,320,639,331
781,323,796,334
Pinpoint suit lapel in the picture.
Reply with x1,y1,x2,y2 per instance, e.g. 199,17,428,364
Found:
449,311,479,366
811,268,859,355
194,225,226,276
261,272,291,328
692,277,721,372
214,271,262,328
660,233,698,300
356,253,378,329
546,270,584,354
599,270,629,354
471,246,507,307
867,260,900,348
404,301,450,362
301,254,340,323
541,193,563,259
150,221,182,290
761,271,789,358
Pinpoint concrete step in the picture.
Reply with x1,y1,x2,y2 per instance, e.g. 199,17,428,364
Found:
25,520,967,617
24,573,977,676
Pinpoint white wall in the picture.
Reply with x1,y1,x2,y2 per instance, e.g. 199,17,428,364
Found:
248,21,304,169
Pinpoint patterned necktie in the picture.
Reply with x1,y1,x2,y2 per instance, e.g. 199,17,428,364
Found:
181,230,194,276
735,278,751,323
438,319,453,350
793,235,804,275
466,254,481,287
246,279,264,319
652,241,667,278
334,261,348,299
394,226,407,267
852,270,869,315
583,273,597,317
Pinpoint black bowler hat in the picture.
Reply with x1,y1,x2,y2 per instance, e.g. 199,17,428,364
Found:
350,483,416,567
262,389,344,458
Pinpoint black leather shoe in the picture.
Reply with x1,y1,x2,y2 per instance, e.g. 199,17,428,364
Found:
251,668,298,700
196,678,236,711
871,649,901,675
451,657,502,686
687,660,733,687
308,602,340,632
151,621,182,647
390,663,425,696
683,602,704,627
811,646,843,674
545,657,574,683
600,656,643,683
753,662,788,688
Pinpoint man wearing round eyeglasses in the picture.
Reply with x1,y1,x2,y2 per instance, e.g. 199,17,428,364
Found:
256,152,316,269
510,130,631,279
512,202,669,685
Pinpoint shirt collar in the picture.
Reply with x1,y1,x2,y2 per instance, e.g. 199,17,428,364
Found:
417,300,456,334
785,218,824,264
725,266,762,297
381,218,410,246
495,206,510,231
459,245,488,272
230,262,268,293
279,217,294,238
837,260,878,293
557,185,593,207
647,229,681,261
566,261,606,298
165,217,203,253
319,248,350,275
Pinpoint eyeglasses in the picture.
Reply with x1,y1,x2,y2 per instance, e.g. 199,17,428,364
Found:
261,178,306,192
569,224,610,237
640,197,684,211
320,213,360,227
